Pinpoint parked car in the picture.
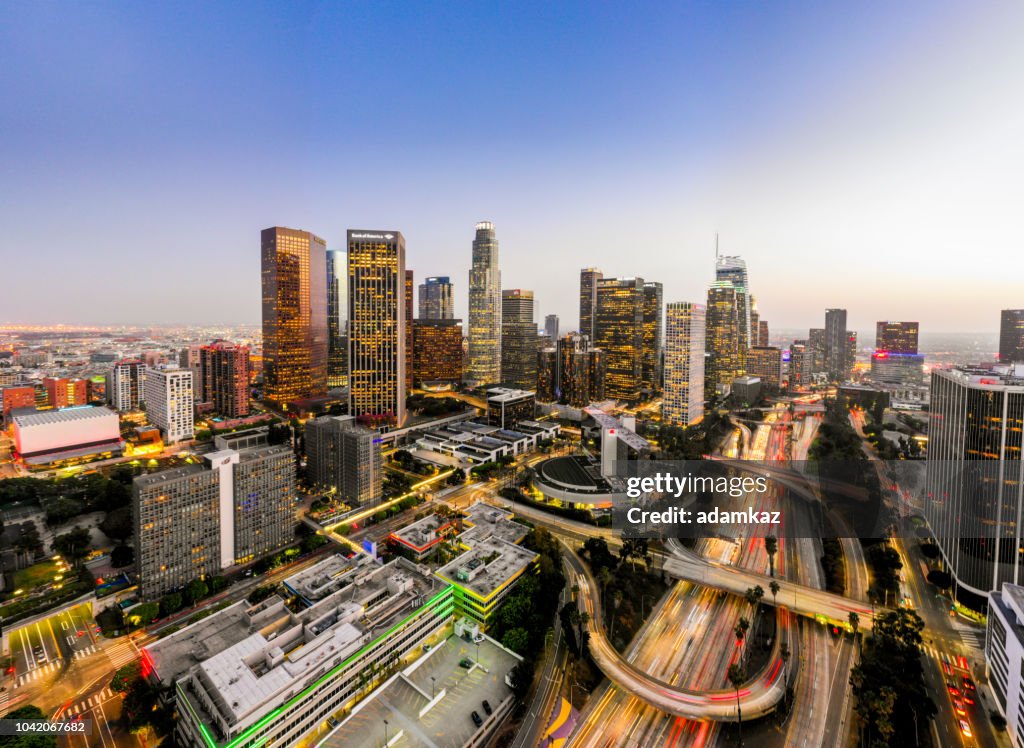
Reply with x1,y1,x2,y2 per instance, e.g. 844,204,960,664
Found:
471,711,483,728
482,699,492,716
459,658,473,669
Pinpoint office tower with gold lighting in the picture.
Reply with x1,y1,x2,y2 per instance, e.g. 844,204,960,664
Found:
704,281,743,395
419,276,454,320
468,221,501,385
663,302,706,427
413,319,463,384
594,277,644,401
537,347,557,402
327,249,349,388
261,226,328,408
501,289,536,389
875,321,919,354
348,230,406,426
579,268,603,341
746,346,783,389
642,281,663,391
405,269,414,392
556,332,606,407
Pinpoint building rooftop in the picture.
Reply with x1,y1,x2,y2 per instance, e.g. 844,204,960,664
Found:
12,405,116,427
282,553,363,604
459,502,529,546
486,388,536,403
436,534,536,601
147,557,445,729
391,514,456,553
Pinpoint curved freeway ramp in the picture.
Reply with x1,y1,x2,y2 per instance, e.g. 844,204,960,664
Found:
564,546,789,721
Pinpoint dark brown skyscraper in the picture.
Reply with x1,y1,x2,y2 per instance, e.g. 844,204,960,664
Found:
579,268,603,341
200,340,251,418
875,321,919,354
261,227,328,409
999,310,1024,363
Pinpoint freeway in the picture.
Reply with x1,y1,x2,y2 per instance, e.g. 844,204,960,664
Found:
564,544,788,721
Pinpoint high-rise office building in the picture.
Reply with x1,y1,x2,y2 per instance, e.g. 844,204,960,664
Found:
419,276,454,320
746,346,783,389
554,333,606,407
824,308,849,380
808,328,827,376
347,230,407,426
43,377,88,409
544,314,559,341
405,269,414,392
790,341,809,385
642,282,663,391
758,320,769,347
715,255,751,348
467,221,501,385
178,345,203,399
1000,310,1024,364
749,300,760,347
200,340,251,418
412,319,464,384
663,302,706,427
925,365,1024,597
108,359,146,411
537,347,557,402
306,414,383,505
133,431,295,598
144,367,194,444
501,289,537,390
261,227,329,408
326,249,349,389
594,277,645,401
875,321,919,354
579,268,603,341
705,281,743,395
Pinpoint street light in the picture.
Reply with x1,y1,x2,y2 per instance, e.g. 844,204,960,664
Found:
383,718,389,747
430,675,436,699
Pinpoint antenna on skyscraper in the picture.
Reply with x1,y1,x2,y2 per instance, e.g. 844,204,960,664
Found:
715,232,719,262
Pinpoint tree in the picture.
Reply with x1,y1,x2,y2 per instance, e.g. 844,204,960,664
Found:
99,505,133,541
501,627,530,654
159,592,183,617
764,535,778,577
128,602,159,627
111,661,142,694
110,544,134,568
848,611,861,656
780,642,791,706
727,663,746,745
51,527,92,566
185,578,209,605
769,580,780,607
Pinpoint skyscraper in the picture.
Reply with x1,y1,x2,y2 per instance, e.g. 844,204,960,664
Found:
326,249,349,389
467,221,501,385
579,268,603,341
108,359,146,411
642,281,663,391
261,227,329,408
306,414,383,506
419,276,454,320
348,230,406,426
544,314,559,341
715,255,751,348
200,340,251,418
925,366,1024,597
746,346,783,389
405,269,414,393
1000,310,1024,363
749,299,760,347
594,277,645,401
412,319,463,384
704,281,743,395
556,333,605,407
144,368,195,444
663,302,706,427
501,289,537,390
824,308,849,380
875,321,919,354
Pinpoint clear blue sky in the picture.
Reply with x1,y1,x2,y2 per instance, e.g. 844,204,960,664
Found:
1,1,1022,334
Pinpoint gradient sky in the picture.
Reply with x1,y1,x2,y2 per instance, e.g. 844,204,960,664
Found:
1,1,1022,334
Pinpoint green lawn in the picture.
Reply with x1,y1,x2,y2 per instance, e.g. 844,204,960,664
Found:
11,559,62,594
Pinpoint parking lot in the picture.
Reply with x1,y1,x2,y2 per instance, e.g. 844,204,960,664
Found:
319,634,518,748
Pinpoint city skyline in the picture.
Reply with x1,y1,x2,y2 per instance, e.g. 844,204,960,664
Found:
2,2,1023,332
